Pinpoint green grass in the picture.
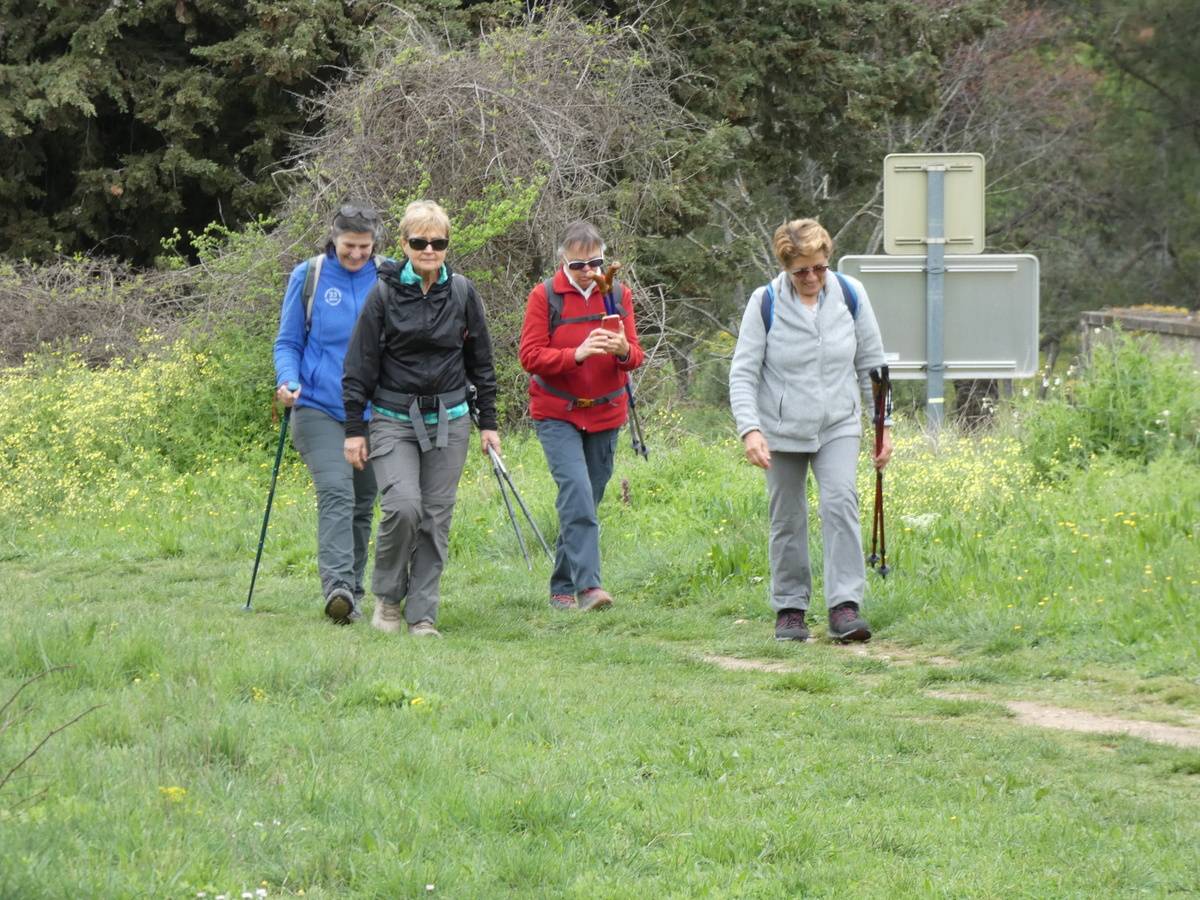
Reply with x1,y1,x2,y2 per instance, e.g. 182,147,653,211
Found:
2,412,1198,898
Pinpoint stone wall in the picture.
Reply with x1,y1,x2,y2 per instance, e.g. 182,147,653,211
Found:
1080,308,1200,367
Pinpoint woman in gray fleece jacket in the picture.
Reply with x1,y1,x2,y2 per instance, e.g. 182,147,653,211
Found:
729,219,893,643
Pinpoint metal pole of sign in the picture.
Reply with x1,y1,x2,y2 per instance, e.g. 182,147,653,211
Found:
925,166,946,430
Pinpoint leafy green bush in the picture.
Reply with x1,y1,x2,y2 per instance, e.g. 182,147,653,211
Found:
1019,331,1200,478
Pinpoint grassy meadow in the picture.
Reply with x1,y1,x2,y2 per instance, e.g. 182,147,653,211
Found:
1,338,1199,898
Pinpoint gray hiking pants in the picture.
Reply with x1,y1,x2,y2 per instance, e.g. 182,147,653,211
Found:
368,413,471,625
290,406,377,602
534,418,619,596
765,435,866,612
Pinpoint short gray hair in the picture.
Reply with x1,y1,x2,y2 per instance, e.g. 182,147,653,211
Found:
325,200,384,252
557,220,605,258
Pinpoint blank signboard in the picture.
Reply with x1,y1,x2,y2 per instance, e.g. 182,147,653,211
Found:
883,153,986,255
837,254,1040,379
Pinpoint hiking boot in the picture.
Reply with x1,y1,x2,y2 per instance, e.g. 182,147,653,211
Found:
775,608,809,642
324,587,355,625
371,599,403,634
408,620,442,637
828,602,872,642
549,593,578,611
579,587,613,612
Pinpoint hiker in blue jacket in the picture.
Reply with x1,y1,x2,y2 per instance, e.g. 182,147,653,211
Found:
729,218,893,644
273,203,385,624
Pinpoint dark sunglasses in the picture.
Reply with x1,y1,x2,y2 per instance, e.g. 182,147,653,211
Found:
789,264,829,277
408,237,450,251
338,203,379,220
566,257,605,271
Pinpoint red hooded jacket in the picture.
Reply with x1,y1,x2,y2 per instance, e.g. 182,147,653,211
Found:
518,268,645,431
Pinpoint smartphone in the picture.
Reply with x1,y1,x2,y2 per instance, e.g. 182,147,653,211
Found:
601,314,621,332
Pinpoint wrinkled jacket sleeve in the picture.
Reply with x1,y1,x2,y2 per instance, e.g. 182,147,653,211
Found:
518,281,577,375
849,281,890,425
728,286,768,439
272,263,308,388
463,280,498,430
341,283,385,438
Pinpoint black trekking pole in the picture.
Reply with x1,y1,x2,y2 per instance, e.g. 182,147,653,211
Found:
868,367,891,577
245,381,298,611
625,383,649,460
601,283,649,461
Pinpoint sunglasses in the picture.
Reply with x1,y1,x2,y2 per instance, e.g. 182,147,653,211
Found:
339,203,379,220
408,237,450,251
566,257,605,271
789,264,830,278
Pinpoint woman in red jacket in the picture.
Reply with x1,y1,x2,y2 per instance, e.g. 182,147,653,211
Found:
518,221,645,611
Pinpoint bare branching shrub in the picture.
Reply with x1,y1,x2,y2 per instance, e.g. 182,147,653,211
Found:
0,258,195,367
280,9,703,417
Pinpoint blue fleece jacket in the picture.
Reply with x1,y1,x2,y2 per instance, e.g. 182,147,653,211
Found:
273,251,381,423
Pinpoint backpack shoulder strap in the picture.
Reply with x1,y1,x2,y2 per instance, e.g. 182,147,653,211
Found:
833,271,858,320
759,283,775,333
302,254,324,334
544,277,564,335
451,271,469,308
759,274,856,336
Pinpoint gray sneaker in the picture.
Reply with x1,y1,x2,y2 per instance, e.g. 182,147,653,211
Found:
324,587,355,624
408,620,442,637
371,599,403,634
775,608,809,642
828,602,871,642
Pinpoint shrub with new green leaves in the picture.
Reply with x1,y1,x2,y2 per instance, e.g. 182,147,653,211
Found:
1019,331,1200,478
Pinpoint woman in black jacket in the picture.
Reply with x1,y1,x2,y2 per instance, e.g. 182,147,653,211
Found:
342,200,500,636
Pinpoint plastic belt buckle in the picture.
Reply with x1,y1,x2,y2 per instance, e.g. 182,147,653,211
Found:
574,398,596,409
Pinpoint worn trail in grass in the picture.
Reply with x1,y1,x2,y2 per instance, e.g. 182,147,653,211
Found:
2,423,1198,898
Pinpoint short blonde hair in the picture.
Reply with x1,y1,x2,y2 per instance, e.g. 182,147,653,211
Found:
773,218,832,267
399,200,451,240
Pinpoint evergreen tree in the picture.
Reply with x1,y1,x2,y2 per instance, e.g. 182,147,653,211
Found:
0,0,373,262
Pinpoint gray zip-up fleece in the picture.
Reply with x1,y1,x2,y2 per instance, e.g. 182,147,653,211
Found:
729,270,886,452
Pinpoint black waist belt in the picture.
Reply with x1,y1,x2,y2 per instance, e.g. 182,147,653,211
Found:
532,375,625,411
373,386,469,452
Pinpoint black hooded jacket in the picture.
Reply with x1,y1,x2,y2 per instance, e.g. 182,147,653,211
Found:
342,261,497,437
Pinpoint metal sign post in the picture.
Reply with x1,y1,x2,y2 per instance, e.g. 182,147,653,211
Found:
882,153,987,429
926,166,946,427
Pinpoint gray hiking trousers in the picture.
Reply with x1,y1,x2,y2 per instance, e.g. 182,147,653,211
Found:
290,406,377,602
367,413,471,625
764,435,867,612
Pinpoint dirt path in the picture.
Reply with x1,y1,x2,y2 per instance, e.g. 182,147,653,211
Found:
928,691,1200,749
703,652,1200,749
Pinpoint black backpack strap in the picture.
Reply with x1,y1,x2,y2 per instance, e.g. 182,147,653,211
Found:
302,254,324,334
545,277,627,335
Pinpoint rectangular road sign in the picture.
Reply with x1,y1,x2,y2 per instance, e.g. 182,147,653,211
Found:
884,153,985,255
838,254,1039,379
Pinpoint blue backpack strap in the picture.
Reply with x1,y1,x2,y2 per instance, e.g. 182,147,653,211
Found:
833,271,858,320
760,275,856,335
759,283,775,333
